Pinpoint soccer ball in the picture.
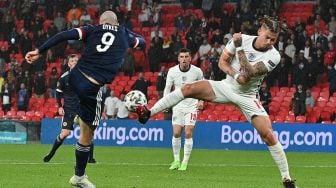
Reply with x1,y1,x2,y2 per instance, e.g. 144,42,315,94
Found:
125,90,147,112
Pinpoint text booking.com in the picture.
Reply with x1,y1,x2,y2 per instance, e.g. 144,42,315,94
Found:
68,122,164,144
221,125,333,149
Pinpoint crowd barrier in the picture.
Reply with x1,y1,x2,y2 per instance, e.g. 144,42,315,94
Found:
40,119,336,153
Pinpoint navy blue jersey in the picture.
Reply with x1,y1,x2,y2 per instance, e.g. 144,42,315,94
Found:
38,24,145,84
57,71,79,111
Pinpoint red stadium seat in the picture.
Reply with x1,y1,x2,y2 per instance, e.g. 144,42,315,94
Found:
296,116,306,123
320,111,332,121
285,115,295,123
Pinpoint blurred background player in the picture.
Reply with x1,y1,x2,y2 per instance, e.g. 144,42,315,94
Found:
25,10,145,188
165,48,203,171
43,54,96,163
136,16,296,188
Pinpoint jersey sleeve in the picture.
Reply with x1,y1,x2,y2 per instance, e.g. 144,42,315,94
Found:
38,25,94,53
224,38,236,54
126,28,146,49
163,68,174,97
262,50,281,72
56,77,65,93
197,68,204,80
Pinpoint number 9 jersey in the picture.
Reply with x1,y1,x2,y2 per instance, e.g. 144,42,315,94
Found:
75,24,145,84
38,24,145,85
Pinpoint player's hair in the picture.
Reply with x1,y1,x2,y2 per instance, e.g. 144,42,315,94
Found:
259,15,280,33
67,54,77,62
178,48,191,55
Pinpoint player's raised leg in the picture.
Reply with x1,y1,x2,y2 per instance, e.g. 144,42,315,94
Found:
136,80,216,124
251,116,296,188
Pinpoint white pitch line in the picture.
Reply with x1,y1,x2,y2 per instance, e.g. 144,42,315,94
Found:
0,161,335,168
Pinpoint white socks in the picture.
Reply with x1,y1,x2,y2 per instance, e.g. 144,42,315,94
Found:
182,138,193,165
150,89,184,116
268,142,291,180
172,137,181,161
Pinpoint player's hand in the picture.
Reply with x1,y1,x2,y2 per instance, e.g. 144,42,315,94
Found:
232,32,242,47
235,73,250,85
58,107,64,116
25,49,40,64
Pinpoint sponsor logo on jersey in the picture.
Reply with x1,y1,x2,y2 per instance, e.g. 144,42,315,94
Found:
248,53,256,61
63,122,67,127
182,76,187,82
267,60,276,67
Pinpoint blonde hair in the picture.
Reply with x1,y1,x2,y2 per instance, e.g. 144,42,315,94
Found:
259,15,280,33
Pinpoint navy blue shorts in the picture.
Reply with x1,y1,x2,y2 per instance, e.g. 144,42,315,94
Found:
61,110,77,130
69,67,104,127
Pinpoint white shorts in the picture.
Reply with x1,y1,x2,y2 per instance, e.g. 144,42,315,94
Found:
208,80,268,122
172,109,198,126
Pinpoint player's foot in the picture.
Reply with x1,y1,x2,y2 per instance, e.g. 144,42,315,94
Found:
282,179,297,188
178,163,188,171
69,175,96,188
43,153,54,162
135,105,150,124
169,161,180,170
88,158,97,164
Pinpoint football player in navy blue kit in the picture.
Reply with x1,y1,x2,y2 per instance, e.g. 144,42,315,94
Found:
43,54,96,164
25,11,145,188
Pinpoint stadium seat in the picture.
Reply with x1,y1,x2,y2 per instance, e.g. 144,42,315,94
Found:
228,115,240,122
307,115,318,123
274,115,285,123
6,110,18,119
285,115,295,123
44,111,55,118
296,116,306,123
207,114,219,121
26,111,35,117
320,111,332,121
16,111,26,118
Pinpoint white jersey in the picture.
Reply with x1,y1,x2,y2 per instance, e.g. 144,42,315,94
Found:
165,64,203,112
224,34,280,96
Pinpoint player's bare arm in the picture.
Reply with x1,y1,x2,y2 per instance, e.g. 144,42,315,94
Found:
218,49,235,77
237,51,269,76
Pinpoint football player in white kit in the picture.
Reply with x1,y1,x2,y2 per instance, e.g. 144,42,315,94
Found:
136,16,296,188
165,48,204,171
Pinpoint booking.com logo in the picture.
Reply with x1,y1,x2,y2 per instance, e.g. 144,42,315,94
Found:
68,122,164,144
220,125,333,149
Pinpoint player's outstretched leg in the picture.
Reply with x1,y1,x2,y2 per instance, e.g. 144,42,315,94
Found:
136,89,185,124
88,143,96,163
135,105,151,124
43,135,65,162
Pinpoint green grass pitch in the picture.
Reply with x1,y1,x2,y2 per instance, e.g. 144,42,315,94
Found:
0,144,335,188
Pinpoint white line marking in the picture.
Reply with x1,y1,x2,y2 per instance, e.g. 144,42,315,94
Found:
0,161,335,168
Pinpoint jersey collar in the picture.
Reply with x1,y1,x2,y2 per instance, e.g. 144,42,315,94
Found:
179,64,191,72
252,37,269,52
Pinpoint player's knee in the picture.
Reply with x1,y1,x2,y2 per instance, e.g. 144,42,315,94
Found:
61,130,71,138
184,132,193,139
262,131,277,146
181,83,195,97
173,133,181,138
